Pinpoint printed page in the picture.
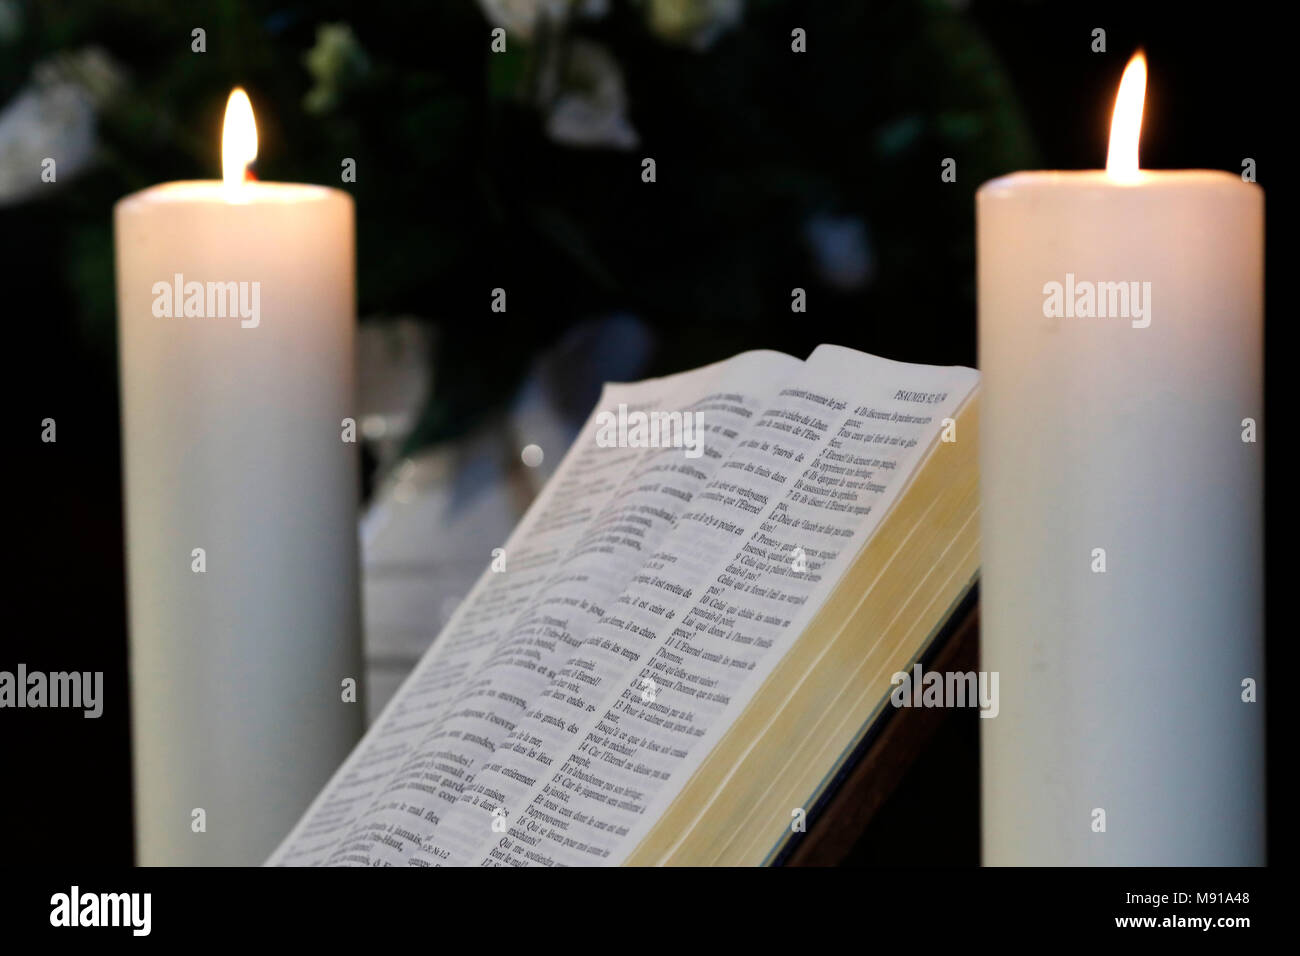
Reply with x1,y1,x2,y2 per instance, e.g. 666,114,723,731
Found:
419,346,977,866
401,351,807,865
306,350,801,866
267,350,799,865
267,382,646,865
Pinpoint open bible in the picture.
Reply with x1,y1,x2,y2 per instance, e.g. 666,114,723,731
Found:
270,345,980,866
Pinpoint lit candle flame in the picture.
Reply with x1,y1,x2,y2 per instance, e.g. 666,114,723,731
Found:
1106,52,1146,180
222,87,258,189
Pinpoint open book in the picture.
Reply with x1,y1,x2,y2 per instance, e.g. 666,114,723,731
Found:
270,345,980,866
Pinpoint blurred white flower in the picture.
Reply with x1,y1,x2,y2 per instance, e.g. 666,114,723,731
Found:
34,47,124,105
478,0,571,41
0,47,124,206
805,214,875,291
546,40,639,150
647,0,742,51
303,23,370,115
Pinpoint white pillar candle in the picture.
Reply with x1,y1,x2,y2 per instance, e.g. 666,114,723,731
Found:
978,55,1265,864
114,90,363,865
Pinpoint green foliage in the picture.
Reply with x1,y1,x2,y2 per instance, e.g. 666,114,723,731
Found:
1,0,1036,446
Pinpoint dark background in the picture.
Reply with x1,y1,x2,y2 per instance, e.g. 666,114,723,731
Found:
2,0,1286,865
